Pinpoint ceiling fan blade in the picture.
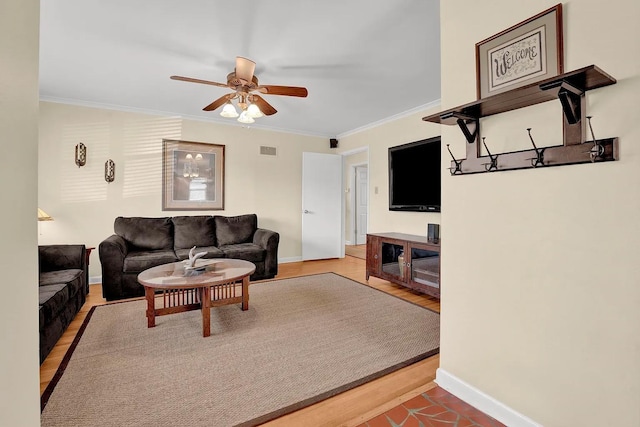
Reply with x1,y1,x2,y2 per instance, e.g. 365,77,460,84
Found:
203,94,232,112
170,75,229,88
251,95,277,116
257,85,308,97
235,57,256,84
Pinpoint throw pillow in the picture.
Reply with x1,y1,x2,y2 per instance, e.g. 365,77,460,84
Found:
172,216,216,249
214,214,257,246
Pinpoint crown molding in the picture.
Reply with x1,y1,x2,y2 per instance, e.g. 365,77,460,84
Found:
39,96,441,140
39,96,331,139
336,99,441,139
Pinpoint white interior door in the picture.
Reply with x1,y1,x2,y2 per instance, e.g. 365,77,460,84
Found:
355,165,368,244
302,152,342,260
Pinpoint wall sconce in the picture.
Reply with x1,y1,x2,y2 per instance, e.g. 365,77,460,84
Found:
75,143,87,167
37,208,54,221
105,159,115,183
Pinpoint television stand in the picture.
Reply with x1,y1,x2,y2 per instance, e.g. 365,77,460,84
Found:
366,232,440,299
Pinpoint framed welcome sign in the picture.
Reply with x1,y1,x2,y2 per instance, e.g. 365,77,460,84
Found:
475,4,563,99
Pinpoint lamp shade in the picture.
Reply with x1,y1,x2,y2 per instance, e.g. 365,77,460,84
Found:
220,102,239,118
237,110,255,124
246,103,264,118
38,208,53,221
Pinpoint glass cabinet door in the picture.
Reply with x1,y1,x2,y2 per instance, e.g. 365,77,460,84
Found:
380,242,405,280
409,246,439,289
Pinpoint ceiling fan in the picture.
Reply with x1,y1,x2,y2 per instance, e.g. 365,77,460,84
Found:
170,56,308,123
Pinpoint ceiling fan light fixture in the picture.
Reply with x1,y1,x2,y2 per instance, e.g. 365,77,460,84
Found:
171,56,307,122
246,103,264,118
220,101,239,118
237,110,255,124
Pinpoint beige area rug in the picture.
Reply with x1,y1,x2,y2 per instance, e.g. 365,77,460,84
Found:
41,273,440,427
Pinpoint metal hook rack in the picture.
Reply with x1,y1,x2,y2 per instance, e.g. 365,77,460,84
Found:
527,128,545,167
422,65,618,175
586,116,605,162
446,144,463,175
481,138,498,172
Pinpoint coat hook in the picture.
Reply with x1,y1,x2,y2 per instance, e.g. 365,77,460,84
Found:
527,128,545,167
586,116,604,162
75,142,87,167
104,159,115,183
446,144,463,175
482,137,498,171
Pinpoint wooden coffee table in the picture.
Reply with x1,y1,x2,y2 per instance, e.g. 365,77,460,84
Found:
137,259,256,337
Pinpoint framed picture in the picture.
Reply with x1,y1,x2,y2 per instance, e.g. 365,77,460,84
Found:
162,139,225,210
475,4,563,99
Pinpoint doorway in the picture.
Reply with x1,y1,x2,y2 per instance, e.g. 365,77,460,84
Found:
343,148,369,258
354,164,368,244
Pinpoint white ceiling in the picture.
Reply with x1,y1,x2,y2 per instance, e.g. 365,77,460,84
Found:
39,0,441,138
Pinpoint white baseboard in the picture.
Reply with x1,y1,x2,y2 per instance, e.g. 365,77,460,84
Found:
435,368,542,427
278,256,303,263
89,275,102,285
345,240,353,246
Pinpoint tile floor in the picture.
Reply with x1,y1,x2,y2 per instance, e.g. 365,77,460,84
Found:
357,386,506,427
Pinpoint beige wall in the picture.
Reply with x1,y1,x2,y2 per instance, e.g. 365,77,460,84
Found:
38,102,329,279
29,2,640,424
0,0,40,424
338,107,443,237
441,0,640,425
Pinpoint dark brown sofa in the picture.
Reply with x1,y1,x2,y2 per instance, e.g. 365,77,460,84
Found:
39,244,87,364
99,214,279,301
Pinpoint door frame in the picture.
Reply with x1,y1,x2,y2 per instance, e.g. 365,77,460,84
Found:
341,146,370,249
350,163,368,244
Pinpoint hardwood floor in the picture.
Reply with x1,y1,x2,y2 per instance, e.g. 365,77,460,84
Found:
40,255,441,426
344,244,366,259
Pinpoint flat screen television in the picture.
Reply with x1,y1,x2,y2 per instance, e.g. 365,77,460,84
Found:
388,136,441,212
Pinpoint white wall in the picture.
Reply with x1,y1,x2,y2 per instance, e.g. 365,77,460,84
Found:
338,106,443,237
440,1,640,425
38,102,329,279
0,0,40,425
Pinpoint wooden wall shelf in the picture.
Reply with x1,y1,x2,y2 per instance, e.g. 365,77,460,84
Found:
423,65,618,175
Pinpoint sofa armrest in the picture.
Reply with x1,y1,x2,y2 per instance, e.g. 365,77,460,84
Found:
99,235,128,300
253,228,279,277
38,244,86,273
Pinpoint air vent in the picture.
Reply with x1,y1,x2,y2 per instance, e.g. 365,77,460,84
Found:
260,146,277,156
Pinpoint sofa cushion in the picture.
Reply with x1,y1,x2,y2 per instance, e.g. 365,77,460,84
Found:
39,306,45,330
39,245,85,273
39,269,84,296
123,250,179,273
115,217,174,251
39,283,70,327
175,246,224,260
214,214,257,246
172,216,217,249
219,243,266,263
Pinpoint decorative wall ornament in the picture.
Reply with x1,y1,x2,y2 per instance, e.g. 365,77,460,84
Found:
75,143,87,167
162,139,225,211
104,159,115,183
